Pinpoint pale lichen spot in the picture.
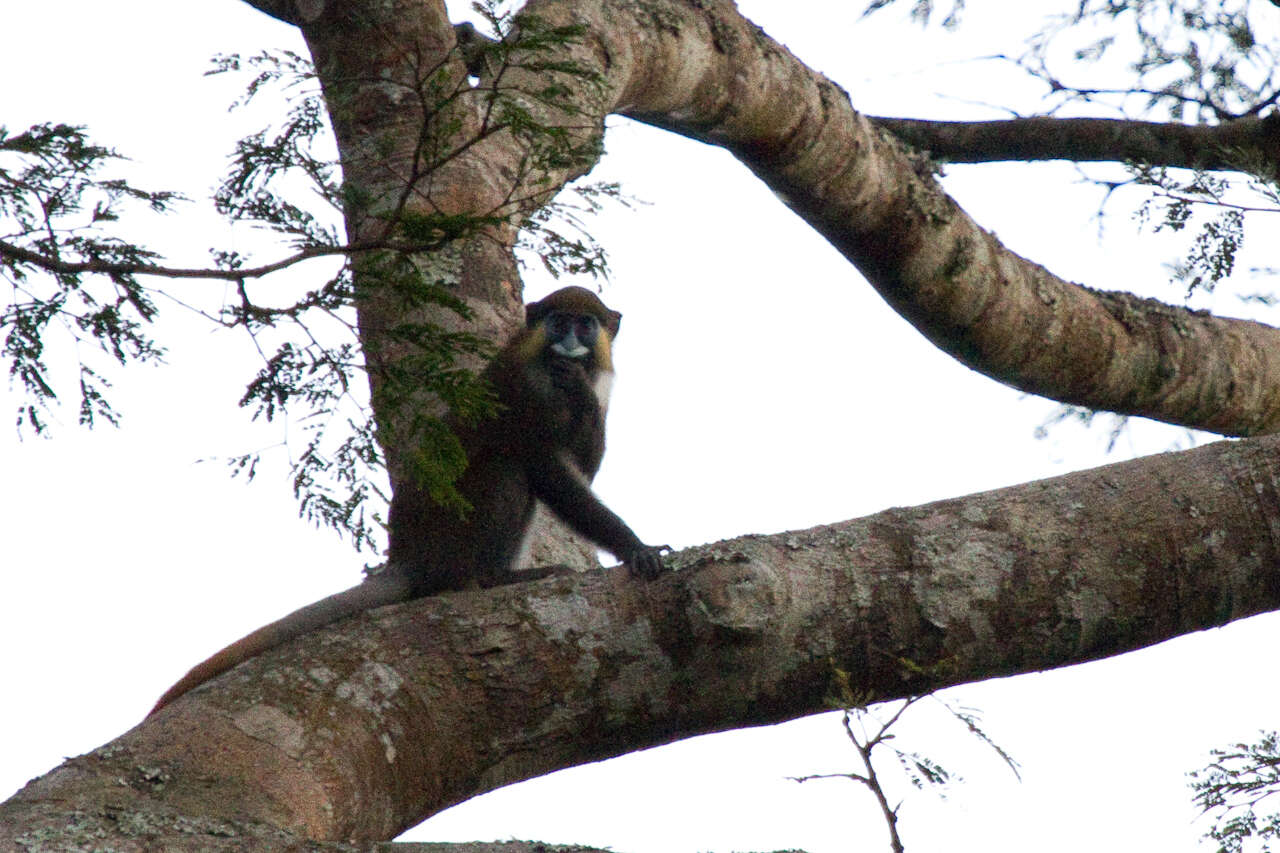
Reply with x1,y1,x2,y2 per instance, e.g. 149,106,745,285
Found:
334,662,403,713
232,705,306,757
307,666,338,685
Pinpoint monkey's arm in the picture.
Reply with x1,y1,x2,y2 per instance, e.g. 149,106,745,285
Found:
527,453,669,578
147,571,412,717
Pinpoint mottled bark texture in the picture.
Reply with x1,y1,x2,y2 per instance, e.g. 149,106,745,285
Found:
600,3,1280,436
284,0,612,570
271,0,1280,446
8,433,1280,847
10,0,1280,848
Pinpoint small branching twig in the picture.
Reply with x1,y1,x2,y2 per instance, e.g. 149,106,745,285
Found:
1191,730,1280,853
791,703,920,853
791,665,1020,853
0,0,631,549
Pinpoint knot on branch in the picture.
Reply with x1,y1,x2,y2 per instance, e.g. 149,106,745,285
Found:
686,557,784,640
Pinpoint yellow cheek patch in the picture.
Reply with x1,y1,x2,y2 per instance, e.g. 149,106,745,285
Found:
593,335,613,372
514,325,548,363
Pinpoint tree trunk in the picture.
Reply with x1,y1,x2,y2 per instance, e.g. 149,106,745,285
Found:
6,0,1280,848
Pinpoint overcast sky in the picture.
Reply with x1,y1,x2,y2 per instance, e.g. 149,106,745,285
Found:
4,1,1280,851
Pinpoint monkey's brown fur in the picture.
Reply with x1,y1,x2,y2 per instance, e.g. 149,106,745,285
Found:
149,287,666,716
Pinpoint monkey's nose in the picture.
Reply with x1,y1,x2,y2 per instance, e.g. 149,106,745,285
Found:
552,333,590,358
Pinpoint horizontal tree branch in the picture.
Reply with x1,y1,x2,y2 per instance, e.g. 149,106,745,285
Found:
868,114,1280,174
0,237,451,283
6,431,1280,846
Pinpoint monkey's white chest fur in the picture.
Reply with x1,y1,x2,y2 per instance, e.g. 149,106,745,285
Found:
592,371,614,412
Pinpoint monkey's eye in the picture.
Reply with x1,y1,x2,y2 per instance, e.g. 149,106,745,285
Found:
546,313,572,336
547,312,596,339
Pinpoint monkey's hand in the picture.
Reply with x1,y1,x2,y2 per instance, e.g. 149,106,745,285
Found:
546,356,589,392
544,357,598,421
626,544,672,580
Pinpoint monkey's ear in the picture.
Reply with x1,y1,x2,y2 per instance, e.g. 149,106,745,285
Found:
604,309,622,339
525,299,547,329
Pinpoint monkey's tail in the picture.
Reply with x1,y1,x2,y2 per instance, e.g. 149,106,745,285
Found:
147,572,413,718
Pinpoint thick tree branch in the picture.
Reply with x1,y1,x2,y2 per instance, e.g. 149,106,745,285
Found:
7,431,1280,847
296,0,611,570
868,114,1280,175
244,0,1263,441
15,0,1280,848
514,0,1280,435
236,0,306,26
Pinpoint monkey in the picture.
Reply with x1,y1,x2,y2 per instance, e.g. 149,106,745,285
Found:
148,286,668,716
384,286,668,591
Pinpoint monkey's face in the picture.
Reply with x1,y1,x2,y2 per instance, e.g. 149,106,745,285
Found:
544,311,602,360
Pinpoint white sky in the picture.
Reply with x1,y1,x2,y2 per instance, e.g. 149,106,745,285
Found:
4,1,1280,851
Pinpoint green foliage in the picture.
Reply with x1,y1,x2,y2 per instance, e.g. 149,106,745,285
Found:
0,123,178,434
966,3,1280,447
861,0,966,30
866,1,1280,378
0,1,624,551
1022,0,1279,122
521,179,632,280
800,668,1019,852
1030,3,1280,312
214,91,342,248
291,417,386,551
1035,404,1132,452
1132,163,1278,298
1190,731,1280,853
469,1,624,282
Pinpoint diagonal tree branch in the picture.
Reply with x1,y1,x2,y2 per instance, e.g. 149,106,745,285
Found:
11,5,1280,847
14,1,1280,438
243,0,1280,441
561,0,1280,437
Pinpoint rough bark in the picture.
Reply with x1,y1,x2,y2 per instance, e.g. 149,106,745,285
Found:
592,0,1280,436
869,113,1280,175
259,0,1280,445
286,0,609,570
10,0,1280,848
6,432,1280,848
292,0,517,460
